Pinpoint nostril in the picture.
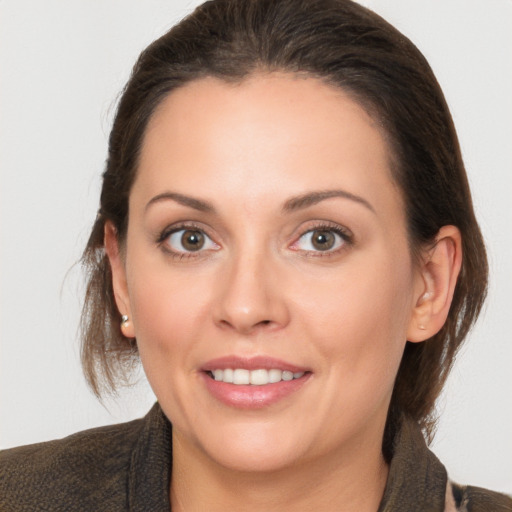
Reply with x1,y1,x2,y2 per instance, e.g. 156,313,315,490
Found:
252,319,278,331
217,318,275,334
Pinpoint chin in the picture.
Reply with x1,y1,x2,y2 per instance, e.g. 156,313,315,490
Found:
191,419,310,473
206,441,301,474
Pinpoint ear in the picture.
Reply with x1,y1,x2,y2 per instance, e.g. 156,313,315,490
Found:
104,221,135,338
407,225,462,343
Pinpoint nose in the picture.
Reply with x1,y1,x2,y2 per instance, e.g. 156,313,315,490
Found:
212,249,290,335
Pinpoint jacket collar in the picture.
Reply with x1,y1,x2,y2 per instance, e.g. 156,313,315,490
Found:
129,404,447,511
378,415,447,511
129,403,173,512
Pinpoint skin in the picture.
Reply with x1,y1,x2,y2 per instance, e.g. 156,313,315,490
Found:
106,73,462,511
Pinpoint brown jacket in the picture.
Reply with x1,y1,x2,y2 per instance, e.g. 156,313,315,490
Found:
1,403,511,511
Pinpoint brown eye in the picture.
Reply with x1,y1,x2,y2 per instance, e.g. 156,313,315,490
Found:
294,228,347,253
181,230,204,251
165,228,218,254
311,230,335,250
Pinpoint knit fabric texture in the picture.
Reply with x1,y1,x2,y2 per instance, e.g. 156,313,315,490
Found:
1,403,511,511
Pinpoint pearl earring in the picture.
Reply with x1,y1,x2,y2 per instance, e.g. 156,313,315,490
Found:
120,315,132,336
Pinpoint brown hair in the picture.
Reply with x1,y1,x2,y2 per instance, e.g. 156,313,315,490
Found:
81,0,487,441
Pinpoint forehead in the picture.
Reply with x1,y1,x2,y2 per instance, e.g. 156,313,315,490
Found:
135,72,403,220
145,72,387,158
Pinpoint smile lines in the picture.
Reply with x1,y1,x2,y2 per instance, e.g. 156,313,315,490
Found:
208,368,306,385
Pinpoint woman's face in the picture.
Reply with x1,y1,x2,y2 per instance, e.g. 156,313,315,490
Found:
112,73,426,472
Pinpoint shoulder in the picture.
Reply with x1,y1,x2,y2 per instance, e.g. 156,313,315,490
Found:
0,417,144,512
447,481,512,512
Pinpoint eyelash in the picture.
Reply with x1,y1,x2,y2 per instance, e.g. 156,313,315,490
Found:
156,221,353,260
291,222,354,258
156,222,217,260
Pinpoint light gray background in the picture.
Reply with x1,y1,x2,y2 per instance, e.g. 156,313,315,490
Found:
1,0,511,494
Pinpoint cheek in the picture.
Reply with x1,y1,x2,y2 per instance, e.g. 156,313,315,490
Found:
126,262,217,423
292,250,415,381
298,251,412,322
126,256,214,365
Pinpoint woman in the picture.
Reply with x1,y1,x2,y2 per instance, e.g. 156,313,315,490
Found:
1,0,510,510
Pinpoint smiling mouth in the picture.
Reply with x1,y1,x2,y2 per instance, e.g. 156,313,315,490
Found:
206,368,308,385
202,360,312,408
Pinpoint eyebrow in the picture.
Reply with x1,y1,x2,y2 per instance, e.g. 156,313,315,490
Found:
145,192,215,213
145,188,375,215
282,189,375,214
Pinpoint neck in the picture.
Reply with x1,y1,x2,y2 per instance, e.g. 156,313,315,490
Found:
170,430,389,512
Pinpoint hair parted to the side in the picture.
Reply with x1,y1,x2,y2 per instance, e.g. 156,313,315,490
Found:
80,0,487,442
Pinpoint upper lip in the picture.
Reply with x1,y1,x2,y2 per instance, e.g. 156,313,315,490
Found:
201,355,310,373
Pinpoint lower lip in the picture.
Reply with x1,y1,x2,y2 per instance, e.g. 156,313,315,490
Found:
201,372,311,409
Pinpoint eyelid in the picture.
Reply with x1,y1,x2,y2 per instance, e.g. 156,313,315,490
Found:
157,222,220,257
289,221,354,255
155,220,353,258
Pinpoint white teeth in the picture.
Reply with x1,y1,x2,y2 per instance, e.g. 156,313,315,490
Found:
233,369,250,385
282,371,293,381
210,368,305,385
250,369,269,385
268,369,282,383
